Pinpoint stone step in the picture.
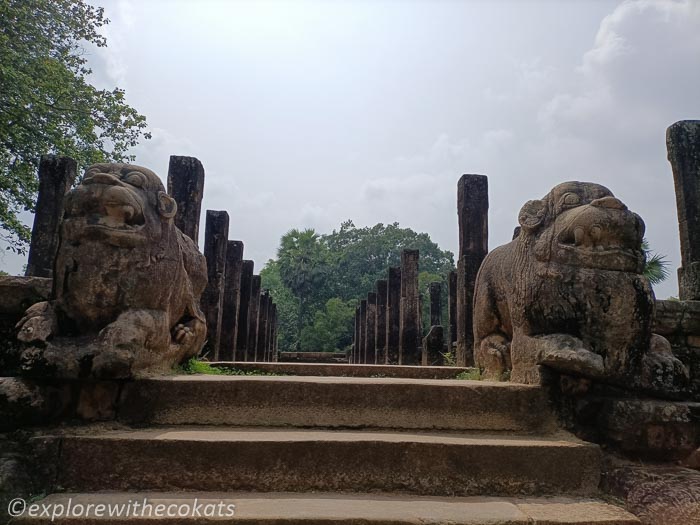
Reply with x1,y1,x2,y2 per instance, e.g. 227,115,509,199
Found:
53,427,601,496
119,375,555,432
12,492,640,524
210,361,472,379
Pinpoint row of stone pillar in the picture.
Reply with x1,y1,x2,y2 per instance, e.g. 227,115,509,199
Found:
168,156,278,363
350,249,423,365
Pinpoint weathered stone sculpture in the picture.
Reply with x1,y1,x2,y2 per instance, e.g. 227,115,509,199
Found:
16,163,208,378
474,181,688,396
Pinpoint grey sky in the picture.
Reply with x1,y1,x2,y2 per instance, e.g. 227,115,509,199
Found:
3,0,699,299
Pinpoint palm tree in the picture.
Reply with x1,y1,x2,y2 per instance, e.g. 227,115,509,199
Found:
277,228,330,349
642,238,670,286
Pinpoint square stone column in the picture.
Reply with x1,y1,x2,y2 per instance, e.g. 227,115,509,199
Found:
202,210,229,360
359,299,367,364
456,174,488,367
365,292,377,364
26,155,77,278
399,249,420,365
220,240,243,361
236,260,254,360
668,121,700,300
429,281,442,327
167,156,205,246
256,291,270,362
246,275,261,361
375,280,388,364
448,270,457,351
386,267,401,365
352,306,360,364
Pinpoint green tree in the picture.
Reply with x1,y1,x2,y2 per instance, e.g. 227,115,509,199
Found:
0,0,151,253
268,221,455,352
260,259,300,352
323,220,454,300
300,297,356,353
277,228,331,348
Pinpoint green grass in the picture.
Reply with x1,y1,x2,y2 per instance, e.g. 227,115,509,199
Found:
176,357,284,376
455,369,483,380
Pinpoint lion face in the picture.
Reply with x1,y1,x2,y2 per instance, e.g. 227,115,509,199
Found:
519,182,645,273
62,164,177,248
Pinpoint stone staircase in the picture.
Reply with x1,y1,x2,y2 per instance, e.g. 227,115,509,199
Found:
15,371,640,524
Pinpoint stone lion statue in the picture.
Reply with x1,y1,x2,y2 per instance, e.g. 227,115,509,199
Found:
474,181,688,396
16,163,208,378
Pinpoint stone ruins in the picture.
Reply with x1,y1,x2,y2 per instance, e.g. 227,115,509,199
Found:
1,122,699,524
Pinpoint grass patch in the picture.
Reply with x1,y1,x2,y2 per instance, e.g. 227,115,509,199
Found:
176,357,284,376
455,369,483,381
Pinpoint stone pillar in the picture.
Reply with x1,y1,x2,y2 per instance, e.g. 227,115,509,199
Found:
429,281,442,327
220,240,243,361
386,267,401,365
375,280,387,365
236,260,254,361
256,291,270,362
167,156,205,246
25,155,77,277
247,275,261,361
352,307,359,364
202,210,229,360
359,299,367,364
422,326,445,366
668,121,700,300
399,249,421,365
456,174,488,367
447,270,457,351
267,303,277,361
272,306,279,361
365,292,377,364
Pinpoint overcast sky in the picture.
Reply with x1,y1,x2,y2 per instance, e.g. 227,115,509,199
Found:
3,0,699,299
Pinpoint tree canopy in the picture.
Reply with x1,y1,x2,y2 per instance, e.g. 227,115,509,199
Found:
0,0,151,252
261,220,455,353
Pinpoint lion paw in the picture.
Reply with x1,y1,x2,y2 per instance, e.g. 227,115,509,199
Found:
174,323,195,345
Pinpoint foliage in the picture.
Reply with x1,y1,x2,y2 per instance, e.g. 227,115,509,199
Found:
276,228,331,348
324,220,454,300
0,0,151,253
176,357,282,376
641,238,670,286
441,350,456,367
456,369,483,381
300,297,356,353
260,259,300,352
269,220,455,352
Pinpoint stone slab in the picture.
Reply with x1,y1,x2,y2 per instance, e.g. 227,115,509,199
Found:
13,493,638,524
55,427,601,496
118,375,555,432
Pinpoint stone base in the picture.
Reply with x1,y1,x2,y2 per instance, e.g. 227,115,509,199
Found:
602,457,700,525
551,378,700,462
0,376,122,432
679,263,700,301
